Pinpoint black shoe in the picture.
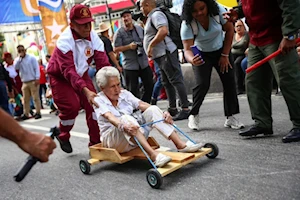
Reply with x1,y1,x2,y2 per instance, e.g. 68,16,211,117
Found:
178,100,193,107
56,138,73,153
150,98,157,105
239,125,273,137
20,114,30,120
34,113,42,119
30,110,35,117
173,109,190,121
168,108,179,117
282,128,300,143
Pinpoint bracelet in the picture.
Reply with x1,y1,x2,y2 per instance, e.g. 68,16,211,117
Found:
221,53,229,57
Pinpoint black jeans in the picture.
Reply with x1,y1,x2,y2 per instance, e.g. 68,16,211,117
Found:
39,83,47,107
154,50,189,108
124,66,153,103
232,54,246,93
190,48,240,116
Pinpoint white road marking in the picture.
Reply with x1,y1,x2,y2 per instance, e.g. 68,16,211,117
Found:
21,124,89,139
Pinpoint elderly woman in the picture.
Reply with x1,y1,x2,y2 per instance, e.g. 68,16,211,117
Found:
93,67,203,167
180,0,244,131
231,20,249,95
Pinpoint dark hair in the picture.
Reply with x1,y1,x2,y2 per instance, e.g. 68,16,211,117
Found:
17,44,25,49
181,0,219,24
46,54,51,59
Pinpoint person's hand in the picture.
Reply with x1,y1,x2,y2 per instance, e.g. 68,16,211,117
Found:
83,88,99,108
8,91,14,99
191,54,205,66
244,48,249,56
219,55,232,73
147,45,154,59
117,65,123,73
223,9,238,22
163,111,173,124
279,38,297,55
19,132,56,162
129,42,137,50
123,123,139,136
35,80,40,86
297,47,300,57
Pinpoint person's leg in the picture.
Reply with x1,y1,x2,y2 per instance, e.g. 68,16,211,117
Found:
39,83,43,108
154,56,177,109
139,66,153,103
242,44,274,132
21,82,31,117
50,76,80,142
142,106,203,151
234,55,246,94
269,43,300,129
241,57,248,73
0,80,10,114
80,74,101,145
124,69,140,99
29,81,41,115
151,61,163,104
165,50,189,109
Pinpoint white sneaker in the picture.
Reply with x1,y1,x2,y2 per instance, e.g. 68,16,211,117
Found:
154,153,172,167
224,116,245,129
179,141,204,153
188,115,200,130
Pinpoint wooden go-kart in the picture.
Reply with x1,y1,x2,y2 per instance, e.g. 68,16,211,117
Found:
79,121,219,189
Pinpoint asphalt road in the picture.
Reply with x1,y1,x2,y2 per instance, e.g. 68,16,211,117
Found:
1,94,299,200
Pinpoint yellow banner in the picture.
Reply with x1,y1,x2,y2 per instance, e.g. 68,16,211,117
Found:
39,0,68,54
217,0,238,8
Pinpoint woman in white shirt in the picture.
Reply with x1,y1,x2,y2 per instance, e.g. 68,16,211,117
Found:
93,67,203,167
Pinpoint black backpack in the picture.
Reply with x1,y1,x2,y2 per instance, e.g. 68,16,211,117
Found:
151,8,183,49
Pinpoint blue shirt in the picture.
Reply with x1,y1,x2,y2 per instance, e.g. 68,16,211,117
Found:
14,54,39,82
180,4,227,52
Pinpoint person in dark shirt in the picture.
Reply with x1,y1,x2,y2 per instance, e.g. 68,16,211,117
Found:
97,22,122,72
225,0,300,143
0,63,13,114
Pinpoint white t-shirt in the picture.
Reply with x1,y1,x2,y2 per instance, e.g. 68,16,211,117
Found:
93,90,141,140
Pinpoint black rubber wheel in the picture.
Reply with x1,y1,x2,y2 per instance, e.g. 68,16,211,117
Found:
204,143,219,159
79,160,91,175
146,169,163,189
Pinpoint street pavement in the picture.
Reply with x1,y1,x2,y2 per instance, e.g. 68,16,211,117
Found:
0,94,299,200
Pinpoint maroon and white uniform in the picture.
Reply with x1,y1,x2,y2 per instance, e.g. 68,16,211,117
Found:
47,27,110,145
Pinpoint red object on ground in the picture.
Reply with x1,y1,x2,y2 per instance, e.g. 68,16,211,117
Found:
246,38,300,74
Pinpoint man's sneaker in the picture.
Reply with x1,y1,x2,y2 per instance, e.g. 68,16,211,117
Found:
179,141,204,153
154,153,172,167
224,116,244,129
34,113,42,119
188,115,200,130
56,138,73,153
173,109,190,121
167,107,179,117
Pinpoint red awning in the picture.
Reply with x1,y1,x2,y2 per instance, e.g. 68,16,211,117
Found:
90,0,137,15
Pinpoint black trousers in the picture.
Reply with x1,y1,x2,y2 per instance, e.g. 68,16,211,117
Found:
190,48,240,116
124,66,153,103
232,54,246,93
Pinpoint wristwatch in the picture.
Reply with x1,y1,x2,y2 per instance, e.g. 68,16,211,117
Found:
284,33,298,41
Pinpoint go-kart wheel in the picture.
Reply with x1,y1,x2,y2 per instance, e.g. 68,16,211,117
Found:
204,143,219,159
146,169,163,189
79,160,91,174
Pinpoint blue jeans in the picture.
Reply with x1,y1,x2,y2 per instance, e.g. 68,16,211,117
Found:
152,61,163,99
0,80,10,114
241,57,248,73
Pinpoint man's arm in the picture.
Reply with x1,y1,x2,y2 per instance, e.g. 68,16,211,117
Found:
113,29,137,54
148,26,168,48
0,108,56,162
277,0,300,36
33,57,40,85
2,65,12,93
13,58,22,70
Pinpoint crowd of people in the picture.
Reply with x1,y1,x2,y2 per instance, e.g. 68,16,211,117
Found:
1,0,300,163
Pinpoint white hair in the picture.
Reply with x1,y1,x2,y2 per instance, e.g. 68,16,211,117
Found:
96,66,120,88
